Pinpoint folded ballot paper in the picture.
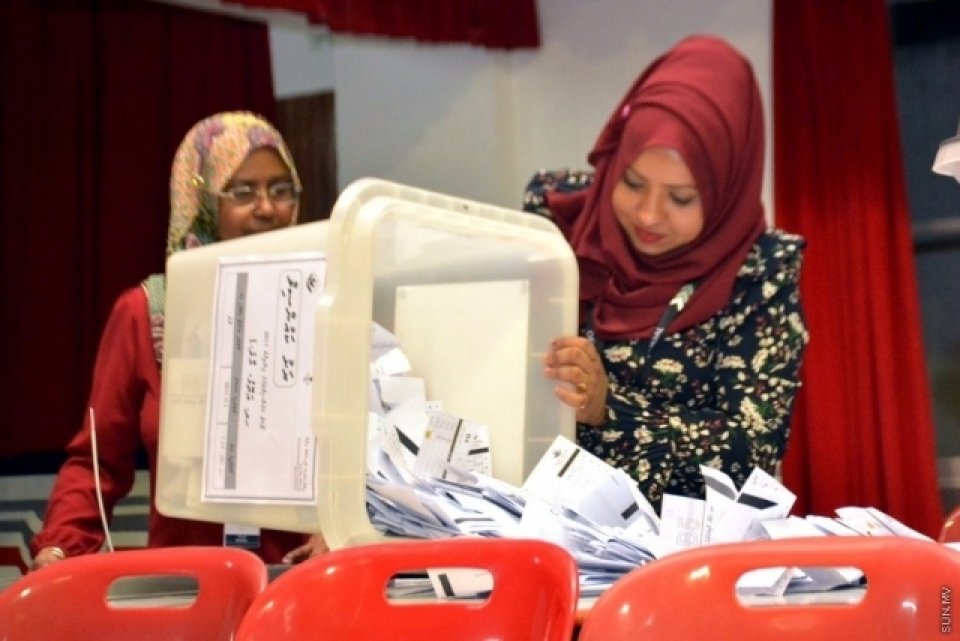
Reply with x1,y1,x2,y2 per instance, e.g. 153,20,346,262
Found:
364,325,936,600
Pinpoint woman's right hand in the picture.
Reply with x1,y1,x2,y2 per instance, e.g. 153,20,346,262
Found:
31,546,66,571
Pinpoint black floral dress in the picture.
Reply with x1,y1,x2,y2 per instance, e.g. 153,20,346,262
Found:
524,170,810,510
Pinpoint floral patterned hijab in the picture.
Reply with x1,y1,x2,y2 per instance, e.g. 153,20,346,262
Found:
144,111,301,366
548,35,766,341
167,111,300,255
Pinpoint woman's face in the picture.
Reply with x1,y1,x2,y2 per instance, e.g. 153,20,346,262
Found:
217,147,298,241
611,147,704,256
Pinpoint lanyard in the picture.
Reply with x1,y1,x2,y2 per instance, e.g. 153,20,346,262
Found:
637,280,698,381
585,280,699,358
646,281,698,358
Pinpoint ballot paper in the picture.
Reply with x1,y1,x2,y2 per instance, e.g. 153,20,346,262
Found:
660,463,796,557
522,435,660,535
736,566,794,598
758,516,865,591
835,506,932,540
805,514,861,537
414,412,492,480
659,494,706,554
428,568,493,600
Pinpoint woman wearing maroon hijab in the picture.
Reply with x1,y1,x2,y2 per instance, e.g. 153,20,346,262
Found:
525,35,809,509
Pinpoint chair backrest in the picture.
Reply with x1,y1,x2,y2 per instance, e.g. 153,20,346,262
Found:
0,546,267,641
236,537,580,641
941,506,960,543
579,536,960,641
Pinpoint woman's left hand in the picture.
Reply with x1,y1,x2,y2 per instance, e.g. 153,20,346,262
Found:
543,335,607,426
282,532,330,564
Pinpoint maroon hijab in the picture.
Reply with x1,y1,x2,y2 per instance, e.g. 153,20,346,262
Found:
549,35,766,340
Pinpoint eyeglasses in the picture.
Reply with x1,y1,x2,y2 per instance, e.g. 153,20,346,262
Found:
209,181,301,209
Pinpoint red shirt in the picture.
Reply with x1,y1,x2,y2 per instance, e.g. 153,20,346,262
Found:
31,286,307,561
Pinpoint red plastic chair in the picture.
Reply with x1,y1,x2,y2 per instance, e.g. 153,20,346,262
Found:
0,546,267,641
236,537,580,641
940,505,960,543
579,536,960,641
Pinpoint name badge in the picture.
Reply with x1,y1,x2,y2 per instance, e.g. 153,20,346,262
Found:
224,523,261,549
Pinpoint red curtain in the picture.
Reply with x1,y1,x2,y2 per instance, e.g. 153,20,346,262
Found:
223,0,540,49
0,0,277,457
774,0,944,537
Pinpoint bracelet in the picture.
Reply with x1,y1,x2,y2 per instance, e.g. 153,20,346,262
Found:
45,546,66,560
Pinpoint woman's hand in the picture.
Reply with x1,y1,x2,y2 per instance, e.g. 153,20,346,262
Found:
31,546,66,571
282,532,330,564
544,335,607,426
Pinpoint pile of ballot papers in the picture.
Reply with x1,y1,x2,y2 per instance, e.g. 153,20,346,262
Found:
364,325,937,599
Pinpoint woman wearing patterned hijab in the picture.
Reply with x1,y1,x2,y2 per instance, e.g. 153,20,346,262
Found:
32,112,326,569
525,36,809,508
142,111,302,367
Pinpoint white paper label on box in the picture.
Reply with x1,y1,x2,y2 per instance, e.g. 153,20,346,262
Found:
202,252,326,504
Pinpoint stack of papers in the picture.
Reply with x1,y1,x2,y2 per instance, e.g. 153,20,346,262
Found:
362,325,938,600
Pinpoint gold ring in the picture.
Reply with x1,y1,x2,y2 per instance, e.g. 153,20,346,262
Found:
576,382,587,394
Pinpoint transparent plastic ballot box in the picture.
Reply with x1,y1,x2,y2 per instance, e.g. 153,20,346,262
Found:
156,178,579,549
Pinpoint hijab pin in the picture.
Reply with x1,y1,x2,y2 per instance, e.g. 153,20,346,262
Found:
191,173,205,188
